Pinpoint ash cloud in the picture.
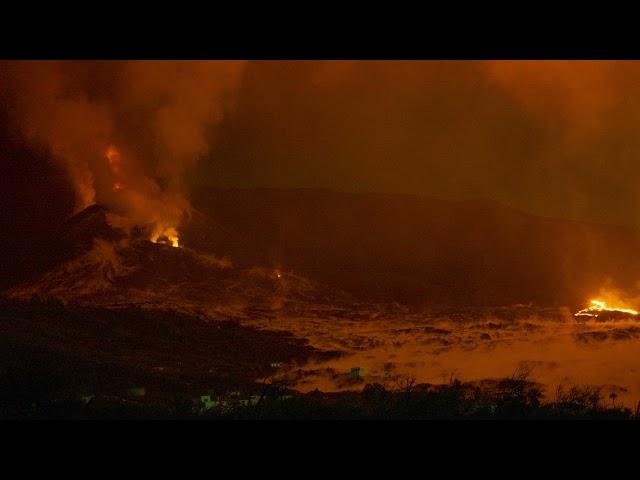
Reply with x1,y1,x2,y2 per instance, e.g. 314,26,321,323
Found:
204,60,640,229
0,60,246,235
6,60,640,232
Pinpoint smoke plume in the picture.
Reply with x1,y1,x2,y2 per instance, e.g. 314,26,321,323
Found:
0,60,246,240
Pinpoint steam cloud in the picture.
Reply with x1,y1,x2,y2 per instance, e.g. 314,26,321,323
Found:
0,60,246,238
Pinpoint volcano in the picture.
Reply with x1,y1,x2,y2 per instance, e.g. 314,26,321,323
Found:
5,203,353,318
0,203,348,409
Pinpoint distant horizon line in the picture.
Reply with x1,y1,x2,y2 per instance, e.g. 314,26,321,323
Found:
193,185,639,233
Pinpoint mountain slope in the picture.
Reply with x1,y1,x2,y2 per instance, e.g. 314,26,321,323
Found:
186,188,640,308
6,204,352,315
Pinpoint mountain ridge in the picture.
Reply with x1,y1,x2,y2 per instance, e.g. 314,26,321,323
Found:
7,187,640,310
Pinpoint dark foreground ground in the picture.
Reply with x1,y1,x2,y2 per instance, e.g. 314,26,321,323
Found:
0,297,337,419
0,297,637,420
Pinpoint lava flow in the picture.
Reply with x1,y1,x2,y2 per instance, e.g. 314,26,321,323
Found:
574,299,639,318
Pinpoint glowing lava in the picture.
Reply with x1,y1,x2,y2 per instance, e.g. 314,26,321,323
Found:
150,226,180,248
574,299,638,318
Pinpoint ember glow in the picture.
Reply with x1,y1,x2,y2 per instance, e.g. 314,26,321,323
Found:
574,299,639,318
150,226,180,248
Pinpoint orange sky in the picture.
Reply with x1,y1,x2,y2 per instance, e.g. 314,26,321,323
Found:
4,60,640,229
202,61,640,229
